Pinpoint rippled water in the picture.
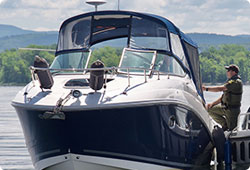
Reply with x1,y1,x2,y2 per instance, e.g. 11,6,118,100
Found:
0,86,33,170
204,85,250,114
0,86,249,170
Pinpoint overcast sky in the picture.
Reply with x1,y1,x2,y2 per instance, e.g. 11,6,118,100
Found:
0,0,250,35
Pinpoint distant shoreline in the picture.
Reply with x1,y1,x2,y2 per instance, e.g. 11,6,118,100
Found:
203,82,250,86
0,83,26,86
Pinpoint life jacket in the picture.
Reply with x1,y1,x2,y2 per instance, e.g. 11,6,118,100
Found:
221,75,242,109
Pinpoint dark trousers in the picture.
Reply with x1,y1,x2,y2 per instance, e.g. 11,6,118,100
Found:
208,104,240,130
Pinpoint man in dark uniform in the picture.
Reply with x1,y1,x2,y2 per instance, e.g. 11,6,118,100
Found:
203,64,243,131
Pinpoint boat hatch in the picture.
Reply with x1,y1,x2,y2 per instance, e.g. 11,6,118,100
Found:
64,79,89,87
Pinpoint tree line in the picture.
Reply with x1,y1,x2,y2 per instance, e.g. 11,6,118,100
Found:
0,44,249,85
0,45,55,85
200,44,250,84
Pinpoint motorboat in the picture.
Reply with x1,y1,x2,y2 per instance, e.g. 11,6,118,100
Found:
12,10,216,170
228,108,250,167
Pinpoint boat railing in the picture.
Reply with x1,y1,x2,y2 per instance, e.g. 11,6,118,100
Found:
29,66,169,87
237,112,250,131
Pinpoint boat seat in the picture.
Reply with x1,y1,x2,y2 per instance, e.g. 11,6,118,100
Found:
34,55,54,89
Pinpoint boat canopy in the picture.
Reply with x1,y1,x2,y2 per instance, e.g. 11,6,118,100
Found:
56,10,203,99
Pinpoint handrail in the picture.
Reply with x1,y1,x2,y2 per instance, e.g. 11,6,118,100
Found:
127,68,130,86
30,66,169,75
29,66,174,88
237,112,250,131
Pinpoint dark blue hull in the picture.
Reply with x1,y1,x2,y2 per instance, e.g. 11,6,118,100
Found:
14,104,212,169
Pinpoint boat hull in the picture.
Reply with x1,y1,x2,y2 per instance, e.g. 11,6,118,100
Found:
14,104,212,170
39,153,183,170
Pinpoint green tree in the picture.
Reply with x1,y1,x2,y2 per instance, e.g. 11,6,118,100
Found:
88,46,122,67
200,44,250,84
0,45,55,85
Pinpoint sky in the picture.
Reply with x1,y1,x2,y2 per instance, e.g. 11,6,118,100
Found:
0,0,250,35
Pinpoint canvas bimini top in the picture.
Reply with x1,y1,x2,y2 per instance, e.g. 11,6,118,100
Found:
57,10,197,52
56,10,203,99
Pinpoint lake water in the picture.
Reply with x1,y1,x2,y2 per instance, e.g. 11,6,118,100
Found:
0,86,249,170
0,86,33,170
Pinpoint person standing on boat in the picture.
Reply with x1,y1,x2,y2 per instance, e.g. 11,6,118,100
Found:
203,64,243,131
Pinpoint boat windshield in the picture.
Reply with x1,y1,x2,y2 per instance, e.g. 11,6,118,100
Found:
119,48,185,76
50,51,91,71
119,49,156,74
154,53,185,76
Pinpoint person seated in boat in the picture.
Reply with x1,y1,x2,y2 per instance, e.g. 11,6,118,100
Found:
203,64,243,131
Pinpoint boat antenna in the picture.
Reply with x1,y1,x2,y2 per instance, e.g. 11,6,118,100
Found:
118,0,120,10
86,0,107,11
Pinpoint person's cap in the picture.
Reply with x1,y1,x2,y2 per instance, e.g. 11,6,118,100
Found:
225,64,239,73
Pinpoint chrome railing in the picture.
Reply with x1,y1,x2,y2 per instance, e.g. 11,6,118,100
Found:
30,66,171,88
237,112,250,131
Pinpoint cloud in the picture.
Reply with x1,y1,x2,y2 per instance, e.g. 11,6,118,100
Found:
0,0,82,9
0,0,21,8
0,0,250,35
0,0,86,30
144,0,250,35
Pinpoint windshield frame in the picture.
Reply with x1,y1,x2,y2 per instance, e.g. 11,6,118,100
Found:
50,49,92,74
118,48,157,75
117,48,188,77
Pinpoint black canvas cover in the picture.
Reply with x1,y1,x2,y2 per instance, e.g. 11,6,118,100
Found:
183,41,203,98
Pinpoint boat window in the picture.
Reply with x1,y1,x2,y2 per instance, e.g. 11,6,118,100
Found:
57,16,91,51
57,15,130,52
91,15,130,45
170,33,189,67
50,51,91,70
168,105,203,131
88,38,126,67
154,53,185,76
184,41,202,94
130,16,170,51
119,48,156,74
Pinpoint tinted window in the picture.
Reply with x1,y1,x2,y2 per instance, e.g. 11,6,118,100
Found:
130,16,170,51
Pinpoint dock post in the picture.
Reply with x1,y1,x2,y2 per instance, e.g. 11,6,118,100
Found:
224,132,232,170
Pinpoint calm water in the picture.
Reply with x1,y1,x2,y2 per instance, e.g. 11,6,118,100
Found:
0,86,33,170
0,86,249,170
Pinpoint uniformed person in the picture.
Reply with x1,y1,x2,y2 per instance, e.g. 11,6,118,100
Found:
203,64,243,131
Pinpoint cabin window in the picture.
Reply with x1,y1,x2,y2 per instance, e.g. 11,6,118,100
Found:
91,15,130,45
184,41,202,93
170,33,189,67
168,105,203,131
160,104,203,132
130,16,170,51
57,16,91,51
154,53,185,76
